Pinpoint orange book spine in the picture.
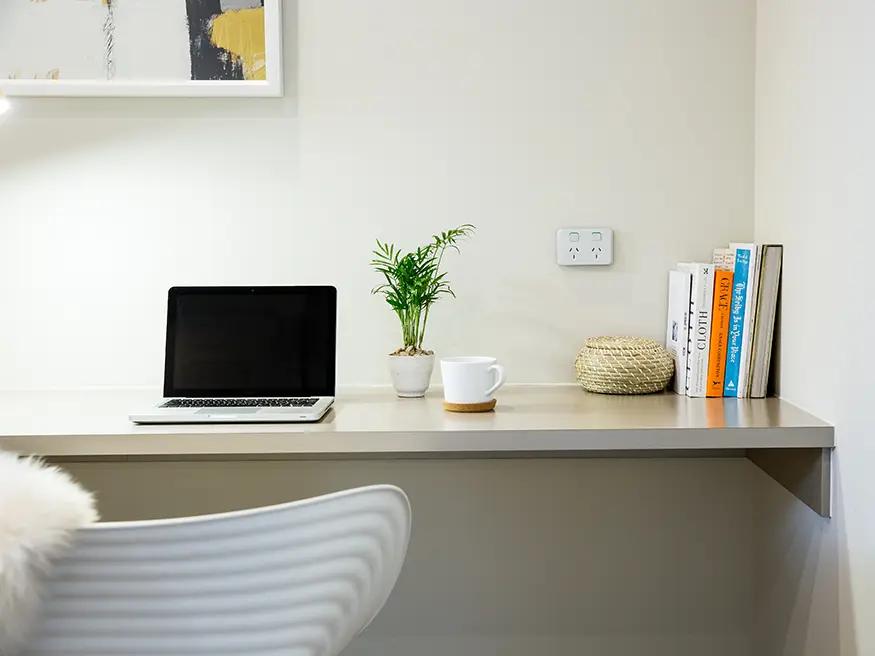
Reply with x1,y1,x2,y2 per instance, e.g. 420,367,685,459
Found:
706,270,734,397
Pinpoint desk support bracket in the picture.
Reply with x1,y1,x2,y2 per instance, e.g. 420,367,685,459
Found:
746,447,832,518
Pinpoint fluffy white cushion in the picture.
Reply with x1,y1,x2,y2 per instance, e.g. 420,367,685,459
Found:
0,452,98,656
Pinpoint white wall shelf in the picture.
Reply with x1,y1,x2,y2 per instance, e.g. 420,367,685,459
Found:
0,386,833,517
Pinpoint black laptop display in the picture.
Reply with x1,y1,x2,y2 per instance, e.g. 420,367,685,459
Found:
163,286,337,399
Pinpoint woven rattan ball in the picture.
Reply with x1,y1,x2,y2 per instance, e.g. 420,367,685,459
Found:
574,336,674,395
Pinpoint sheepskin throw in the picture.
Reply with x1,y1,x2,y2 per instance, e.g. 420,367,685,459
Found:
0,453,98,656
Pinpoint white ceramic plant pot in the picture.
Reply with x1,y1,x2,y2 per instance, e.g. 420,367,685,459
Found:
389,354,435,398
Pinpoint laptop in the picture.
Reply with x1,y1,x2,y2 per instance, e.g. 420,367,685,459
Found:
130,286,336,424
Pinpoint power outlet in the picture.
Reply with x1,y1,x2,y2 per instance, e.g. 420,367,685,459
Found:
556,228,614,266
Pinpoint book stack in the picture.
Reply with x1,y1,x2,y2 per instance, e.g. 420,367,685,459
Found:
665,244,783,398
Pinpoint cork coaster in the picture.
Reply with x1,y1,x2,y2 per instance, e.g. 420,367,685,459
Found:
442,399,497,413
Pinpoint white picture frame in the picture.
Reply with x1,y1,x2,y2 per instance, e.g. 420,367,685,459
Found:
1,0,283,98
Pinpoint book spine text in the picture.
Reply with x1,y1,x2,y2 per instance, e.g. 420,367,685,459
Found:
687,265,714,397
724,248,751,397
707,269,734,396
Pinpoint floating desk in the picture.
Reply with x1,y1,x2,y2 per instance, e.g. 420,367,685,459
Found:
0,386,834,516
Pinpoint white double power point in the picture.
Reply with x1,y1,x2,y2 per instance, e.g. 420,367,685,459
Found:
556,228,614,266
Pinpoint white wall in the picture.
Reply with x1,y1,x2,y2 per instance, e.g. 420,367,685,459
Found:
0,0,755,389
0,2,762,655
755,0,875,653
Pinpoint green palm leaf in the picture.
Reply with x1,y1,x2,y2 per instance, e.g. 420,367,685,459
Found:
370,225,475,350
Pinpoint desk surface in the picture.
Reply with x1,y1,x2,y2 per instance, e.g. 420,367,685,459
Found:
0,386,833,458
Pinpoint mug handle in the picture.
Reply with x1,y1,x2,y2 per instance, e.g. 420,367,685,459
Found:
485,364,507,397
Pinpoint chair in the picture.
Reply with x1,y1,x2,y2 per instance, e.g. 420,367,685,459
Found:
26,485,411,656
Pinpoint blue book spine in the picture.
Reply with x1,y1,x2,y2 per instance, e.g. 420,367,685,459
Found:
723,248,751,397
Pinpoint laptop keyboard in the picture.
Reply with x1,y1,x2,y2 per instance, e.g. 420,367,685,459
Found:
161,398,319,409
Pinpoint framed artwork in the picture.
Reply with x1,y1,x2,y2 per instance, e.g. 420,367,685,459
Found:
0,0,283,97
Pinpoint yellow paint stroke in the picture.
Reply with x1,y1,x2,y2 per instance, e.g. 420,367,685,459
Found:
210,8,266,81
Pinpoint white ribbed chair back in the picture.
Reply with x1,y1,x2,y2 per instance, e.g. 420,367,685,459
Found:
26,485,410,656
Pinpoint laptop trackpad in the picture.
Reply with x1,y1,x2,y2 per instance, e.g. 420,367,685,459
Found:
195,408,259,415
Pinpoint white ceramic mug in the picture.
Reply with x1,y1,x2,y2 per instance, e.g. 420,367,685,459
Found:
440,356,507,404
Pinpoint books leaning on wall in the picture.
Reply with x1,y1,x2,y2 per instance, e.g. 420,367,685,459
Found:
665,243,783,399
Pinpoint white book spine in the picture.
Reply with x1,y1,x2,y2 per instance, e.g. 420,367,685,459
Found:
679,263,715,397
665,270,693,395
731,243,761,398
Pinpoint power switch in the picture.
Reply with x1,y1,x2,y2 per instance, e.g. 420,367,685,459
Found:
556,228,614,266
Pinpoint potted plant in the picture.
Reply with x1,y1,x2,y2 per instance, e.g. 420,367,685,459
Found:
371,224,476,397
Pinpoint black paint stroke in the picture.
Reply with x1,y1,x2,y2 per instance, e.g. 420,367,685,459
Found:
104,0,116,80
185,0,245,81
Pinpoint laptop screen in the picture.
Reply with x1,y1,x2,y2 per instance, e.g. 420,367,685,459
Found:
164,287,337,398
